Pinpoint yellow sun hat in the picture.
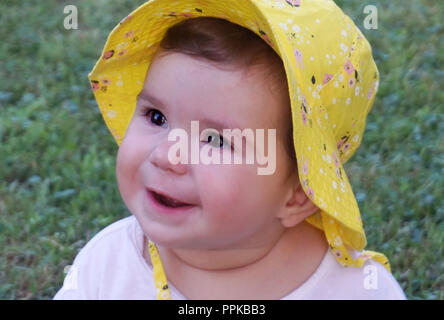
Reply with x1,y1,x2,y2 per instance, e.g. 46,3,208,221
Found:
88,0,391,299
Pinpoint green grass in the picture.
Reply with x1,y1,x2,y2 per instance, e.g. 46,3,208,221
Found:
1,0,443,299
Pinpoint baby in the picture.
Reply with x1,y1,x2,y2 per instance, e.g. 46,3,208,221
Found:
54,0,406,300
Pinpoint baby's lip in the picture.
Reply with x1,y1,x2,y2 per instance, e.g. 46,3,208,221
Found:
146,188,194,206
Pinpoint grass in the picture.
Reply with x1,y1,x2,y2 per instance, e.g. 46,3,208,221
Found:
0,0,443,299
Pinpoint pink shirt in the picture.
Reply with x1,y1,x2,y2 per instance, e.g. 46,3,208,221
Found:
53,215,406,300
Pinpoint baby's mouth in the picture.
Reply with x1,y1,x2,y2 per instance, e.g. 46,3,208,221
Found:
149,189,193,208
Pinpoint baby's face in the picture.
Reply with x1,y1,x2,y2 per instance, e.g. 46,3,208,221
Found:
116,52,296,249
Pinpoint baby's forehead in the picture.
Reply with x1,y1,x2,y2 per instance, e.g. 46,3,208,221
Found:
141,53,289,130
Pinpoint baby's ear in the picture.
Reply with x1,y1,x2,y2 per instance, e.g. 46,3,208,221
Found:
277,182,318,228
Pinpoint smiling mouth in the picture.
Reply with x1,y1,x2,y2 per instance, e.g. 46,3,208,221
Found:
150,190,193,208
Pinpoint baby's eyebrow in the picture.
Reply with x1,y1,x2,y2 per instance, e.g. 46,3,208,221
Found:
137,92,165,108
199,118,240,131
138,92,240,130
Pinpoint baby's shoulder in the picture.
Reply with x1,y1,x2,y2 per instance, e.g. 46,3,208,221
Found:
54,215,145,299
324,252,407,300
74,215,137,263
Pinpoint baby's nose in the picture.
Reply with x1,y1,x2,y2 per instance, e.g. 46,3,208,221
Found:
149,139,188,175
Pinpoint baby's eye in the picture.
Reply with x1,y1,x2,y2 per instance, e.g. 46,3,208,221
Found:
202,131,231,150
144,108,167,127
207,134,223,148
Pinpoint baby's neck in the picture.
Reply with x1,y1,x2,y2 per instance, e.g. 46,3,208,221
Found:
144,222,328,299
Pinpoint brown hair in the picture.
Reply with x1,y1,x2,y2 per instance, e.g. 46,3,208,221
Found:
156,17,296,163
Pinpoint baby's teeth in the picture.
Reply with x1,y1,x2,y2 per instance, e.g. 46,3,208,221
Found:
160,194,186,207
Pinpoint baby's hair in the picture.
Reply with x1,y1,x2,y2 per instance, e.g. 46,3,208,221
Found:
155,17,297,164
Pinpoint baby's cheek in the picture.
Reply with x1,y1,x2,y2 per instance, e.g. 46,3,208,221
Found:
116,149,134,199
196,164,257,209
116,142,135,180
116,137,145,191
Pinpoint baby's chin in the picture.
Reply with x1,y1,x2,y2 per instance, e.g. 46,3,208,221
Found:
142,231,205,249
138,221,229,250
134,214,196,247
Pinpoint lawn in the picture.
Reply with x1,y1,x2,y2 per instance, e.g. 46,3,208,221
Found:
0,0,442,299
